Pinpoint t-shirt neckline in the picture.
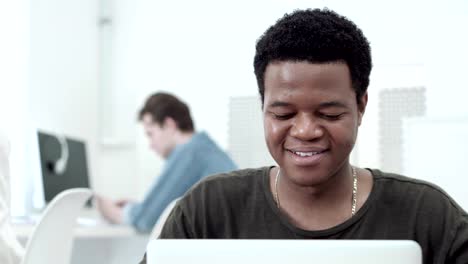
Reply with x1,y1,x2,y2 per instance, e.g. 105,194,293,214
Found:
261,166,379,238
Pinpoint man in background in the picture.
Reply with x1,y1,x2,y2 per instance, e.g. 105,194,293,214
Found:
97,92,237,233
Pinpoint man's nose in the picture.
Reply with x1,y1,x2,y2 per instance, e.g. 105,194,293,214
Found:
290,114,324,140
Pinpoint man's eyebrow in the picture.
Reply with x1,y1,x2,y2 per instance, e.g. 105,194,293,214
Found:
267,101,292,108
318,101,348,108
267,101,348,108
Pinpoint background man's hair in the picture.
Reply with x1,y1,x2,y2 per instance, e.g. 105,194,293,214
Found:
138,92,194,132
253,8,372,106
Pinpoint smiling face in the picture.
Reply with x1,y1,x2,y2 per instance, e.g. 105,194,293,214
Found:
263,61,367,187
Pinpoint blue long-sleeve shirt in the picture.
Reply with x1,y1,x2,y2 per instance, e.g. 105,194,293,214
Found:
123,131,237,233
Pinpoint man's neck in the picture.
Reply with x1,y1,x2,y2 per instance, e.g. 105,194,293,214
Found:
271,164,355,230
173,131,195,145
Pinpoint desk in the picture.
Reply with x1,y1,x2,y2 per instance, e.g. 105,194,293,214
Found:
14,223,149,264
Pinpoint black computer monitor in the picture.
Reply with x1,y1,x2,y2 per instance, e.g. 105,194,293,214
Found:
37,131,91,203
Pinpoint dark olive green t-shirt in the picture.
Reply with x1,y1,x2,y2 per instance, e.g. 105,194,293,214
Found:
141,167,468,264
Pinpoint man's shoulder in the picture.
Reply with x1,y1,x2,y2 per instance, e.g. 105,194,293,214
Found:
187,131,216,148
177,167,268,208
168,132,223,161
373,169,450,194
193,167,267,192
176,132,230,159
371,169,466,214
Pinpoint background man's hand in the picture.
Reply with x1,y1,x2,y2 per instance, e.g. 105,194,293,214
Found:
95,195,124,224
114,198,135,207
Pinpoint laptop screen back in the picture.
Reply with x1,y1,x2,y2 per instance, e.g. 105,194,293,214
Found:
147,239,422,264
37,131,91,203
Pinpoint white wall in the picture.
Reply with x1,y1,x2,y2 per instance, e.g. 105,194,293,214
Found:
27,0,100,202
0,0,30,215
106,0,468,206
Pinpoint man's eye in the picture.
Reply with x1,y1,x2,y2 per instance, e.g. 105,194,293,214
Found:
273,113,294,120
321,113,343,120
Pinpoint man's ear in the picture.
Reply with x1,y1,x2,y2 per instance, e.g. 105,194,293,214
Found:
357,92,368,126
162,117,178,130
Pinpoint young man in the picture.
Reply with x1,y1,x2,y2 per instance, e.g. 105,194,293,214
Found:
139,8,468,264
97,92,237,233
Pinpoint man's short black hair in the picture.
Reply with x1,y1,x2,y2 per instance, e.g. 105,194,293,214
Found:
253,8,372,106
138,92,194,132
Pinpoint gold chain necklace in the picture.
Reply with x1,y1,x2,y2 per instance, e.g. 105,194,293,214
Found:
274,166,358,216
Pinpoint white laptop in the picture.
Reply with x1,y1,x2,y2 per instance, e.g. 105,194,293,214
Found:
147,239,422,264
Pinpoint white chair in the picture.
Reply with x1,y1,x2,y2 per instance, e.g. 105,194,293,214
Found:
21,188,93,264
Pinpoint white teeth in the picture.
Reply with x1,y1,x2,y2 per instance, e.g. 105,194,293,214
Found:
293,151,320,157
